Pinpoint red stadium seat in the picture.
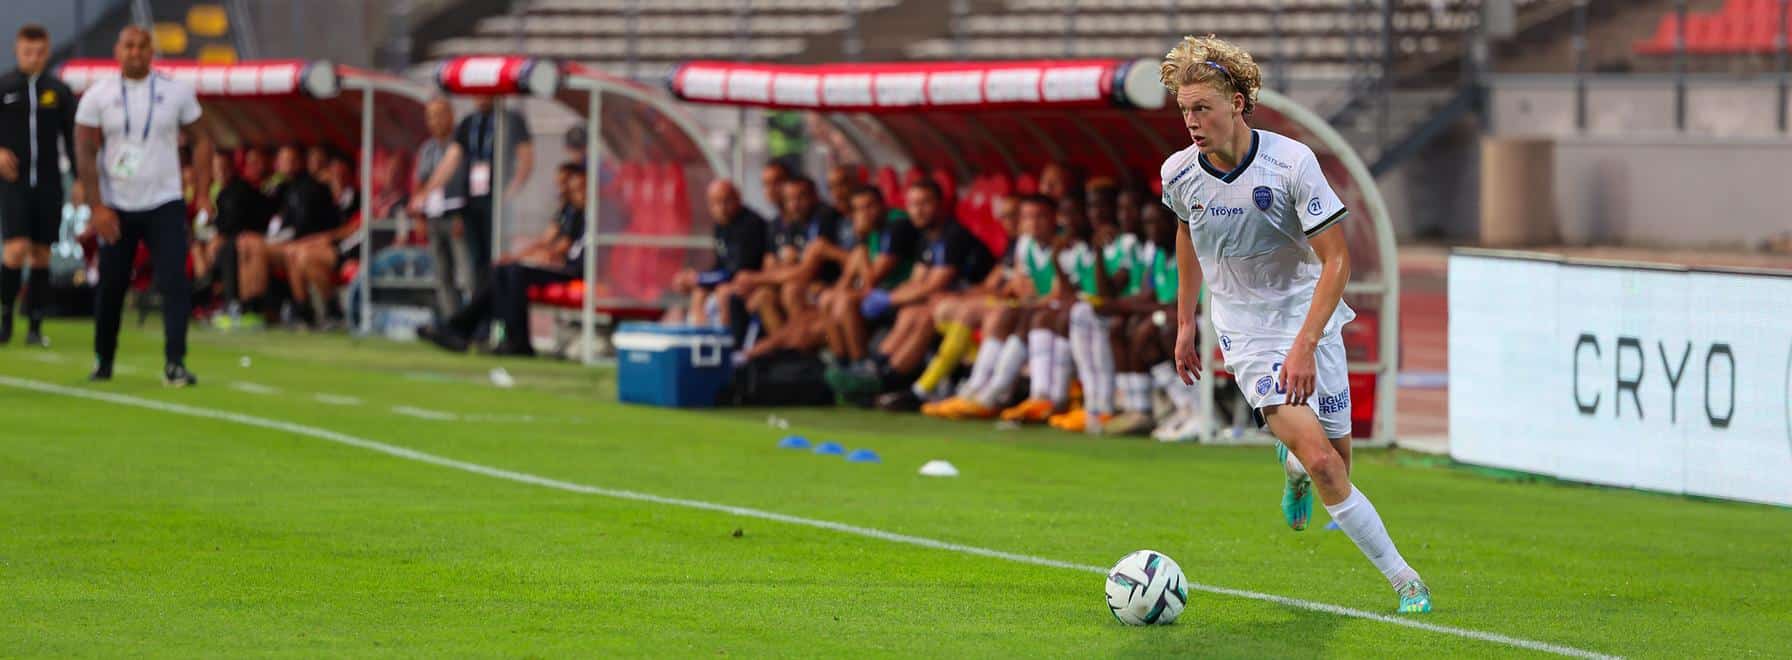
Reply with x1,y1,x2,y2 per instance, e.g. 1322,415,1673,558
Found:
875,166,902,206
1014,173,1038,195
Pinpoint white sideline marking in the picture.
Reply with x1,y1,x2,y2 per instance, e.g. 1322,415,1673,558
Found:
229,382,281,395
29,352,66,363
391,405,458,421
0,374,1616,660
313,393,363,406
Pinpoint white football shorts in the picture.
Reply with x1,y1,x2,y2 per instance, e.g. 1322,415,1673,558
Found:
1223,333,1353,439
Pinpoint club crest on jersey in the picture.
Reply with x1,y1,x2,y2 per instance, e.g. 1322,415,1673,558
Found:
39,90,57,107
1255,375,1275,396
1253,186,1273,211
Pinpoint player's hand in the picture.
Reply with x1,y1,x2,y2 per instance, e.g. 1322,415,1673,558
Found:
1281,338,1318,406
91,205,121,243
0,149,17,182
1173,323,1201,384
193,195,216,220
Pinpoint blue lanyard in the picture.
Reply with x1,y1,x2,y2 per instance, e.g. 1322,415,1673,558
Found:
119,76,155,142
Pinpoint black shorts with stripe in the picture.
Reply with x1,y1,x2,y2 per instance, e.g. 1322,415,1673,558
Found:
0,180,62,245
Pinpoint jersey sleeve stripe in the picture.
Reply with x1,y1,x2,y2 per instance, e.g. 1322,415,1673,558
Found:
1303,208,1348,238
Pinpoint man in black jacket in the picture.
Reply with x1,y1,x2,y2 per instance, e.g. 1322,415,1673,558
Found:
667,179,766,327
0,24,76,346
419,163,588,357
267,144,343,326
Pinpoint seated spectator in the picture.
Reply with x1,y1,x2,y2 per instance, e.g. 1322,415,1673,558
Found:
867,180,996,410
204,147,276,327
819,185,918,366
417,163,589,357
757,160,793,218
825,163,863,215
665,180,767,327
746,184,913,363
718,176,845,338
266,144,344,327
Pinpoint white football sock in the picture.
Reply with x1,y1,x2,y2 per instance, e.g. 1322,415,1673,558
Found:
977,335,1028,406
959,337,1002,396
1051,335,1073,406
1119,373,1151,413
1324,485,1420,589
1151,361,1201,412
1027,329,1055,401
1085,311,1115,415
1068,305,1099,413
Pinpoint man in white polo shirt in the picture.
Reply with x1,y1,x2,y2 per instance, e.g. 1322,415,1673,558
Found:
73,25,211,385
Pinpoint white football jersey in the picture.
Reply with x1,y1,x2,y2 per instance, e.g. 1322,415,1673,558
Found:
1160,129,1353,357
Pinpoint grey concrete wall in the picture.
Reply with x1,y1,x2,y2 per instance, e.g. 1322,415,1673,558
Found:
1491,76,1792,138
1489,77,1792,247
1549,136,1792,247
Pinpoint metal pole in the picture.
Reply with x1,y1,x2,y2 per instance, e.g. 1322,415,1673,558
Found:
1270,0,1284,92
1674,0,1688,132
1573,0,1588,132
74,0,87,56
625,0,639,79
358,88,375,335
492,98,507,271
1165,0,1176,45
733,108,747,186
511,0,526,53
1379,0,1394,149
951,0,969,59
581,91,601,365
735,0,749,60
1064,0,1078,58
1779,0,1790,132
844,0,862,62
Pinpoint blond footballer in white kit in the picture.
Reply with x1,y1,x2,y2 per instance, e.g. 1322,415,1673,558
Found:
1158,35,1431,614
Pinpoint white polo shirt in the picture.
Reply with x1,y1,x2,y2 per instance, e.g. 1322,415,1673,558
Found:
73,71,201,212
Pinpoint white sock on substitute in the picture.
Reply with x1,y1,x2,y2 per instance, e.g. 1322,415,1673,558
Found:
1051,335,1074,406
1027,329,1055,401
1068,305,1100,413
1118,373,1150,413
1324,485,1420,589
1086,315,1115,415
978,335,1029,406
959,337,1002,396
1151,361,1201,412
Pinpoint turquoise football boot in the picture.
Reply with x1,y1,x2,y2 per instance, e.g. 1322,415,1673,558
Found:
1275,441,1312,531
1397,578,1433,613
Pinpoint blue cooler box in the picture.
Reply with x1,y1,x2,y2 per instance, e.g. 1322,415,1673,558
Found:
614,323,733,407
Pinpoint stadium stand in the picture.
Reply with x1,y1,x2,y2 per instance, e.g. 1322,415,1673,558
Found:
1634,0,1792,56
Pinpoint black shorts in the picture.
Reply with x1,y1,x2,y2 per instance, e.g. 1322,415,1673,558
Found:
0,181,62,245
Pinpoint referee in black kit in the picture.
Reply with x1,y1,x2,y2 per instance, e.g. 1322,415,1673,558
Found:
0,24,75,347
74,26,211,385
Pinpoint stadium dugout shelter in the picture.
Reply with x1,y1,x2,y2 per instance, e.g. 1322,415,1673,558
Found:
434,56,730,364
58,58,433,335
667,59,1400,445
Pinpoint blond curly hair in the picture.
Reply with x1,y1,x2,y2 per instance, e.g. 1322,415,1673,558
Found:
1160,35,1263,116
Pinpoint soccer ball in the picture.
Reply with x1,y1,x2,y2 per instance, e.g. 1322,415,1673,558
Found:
1105,549,1188,625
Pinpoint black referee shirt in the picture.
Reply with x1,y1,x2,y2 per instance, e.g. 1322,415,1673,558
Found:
0,69,76,190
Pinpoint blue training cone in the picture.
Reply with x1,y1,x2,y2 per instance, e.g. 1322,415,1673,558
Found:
813,441,846,455
778,435,811,449
845,449,881,463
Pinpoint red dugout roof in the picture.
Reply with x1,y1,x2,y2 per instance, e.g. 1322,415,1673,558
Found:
58,59,433,156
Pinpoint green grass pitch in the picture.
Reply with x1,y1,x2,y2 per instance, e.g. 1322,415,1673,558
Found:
2,320,1789,657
